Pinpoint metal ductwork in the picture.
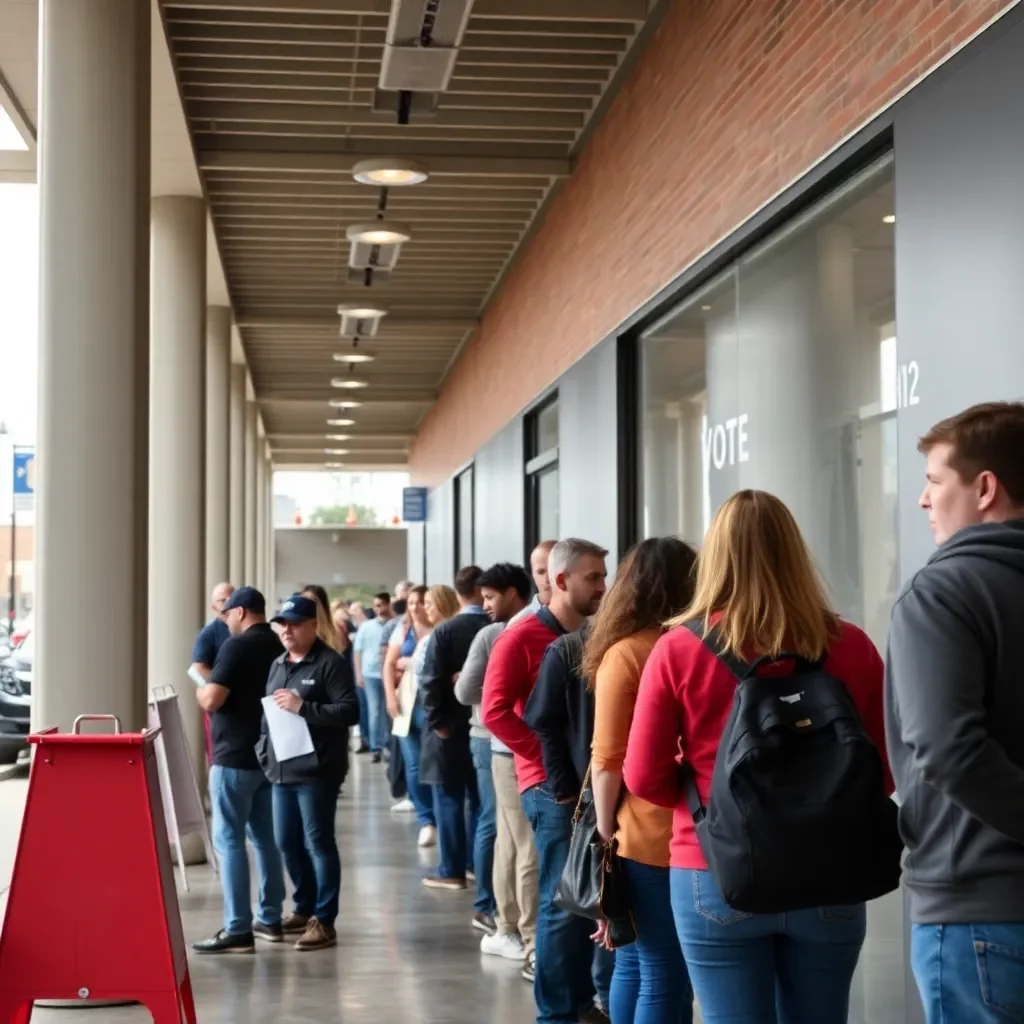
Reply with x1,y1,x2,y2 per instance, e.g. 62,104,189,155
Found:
379,0,474,94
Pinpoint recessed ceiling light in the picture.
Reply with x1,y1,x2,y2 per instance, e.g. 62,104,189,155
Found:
333,352,375,364
327,418,355,427
337,304,386,320
329,400,362,409
331,377,369,390
326,434,352,441
325,462,345,469
352,157,429,187
883,214,896,224
701,305,712,312
325,448,350,455
346,221,412,245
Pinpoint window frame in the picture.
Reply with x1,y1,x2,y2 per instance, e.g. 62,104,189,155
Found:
523,391,559,561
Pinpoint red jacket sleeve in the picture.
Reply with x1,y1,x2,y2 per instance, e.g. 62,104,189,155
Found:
856,630,895,796
623,636,684,810
481,631,544,765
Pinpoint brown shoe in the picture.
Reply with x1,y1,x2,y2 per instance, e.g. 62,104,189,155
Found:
422,875,467,891
295,917,337,952
282,912,310,935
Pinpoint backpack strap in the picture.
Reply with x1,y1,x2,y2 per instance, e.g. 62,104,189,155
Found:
678,619,750,822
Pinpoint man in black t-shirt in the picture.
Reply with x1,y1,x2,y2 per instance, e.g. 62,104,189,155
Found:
192,586,287,955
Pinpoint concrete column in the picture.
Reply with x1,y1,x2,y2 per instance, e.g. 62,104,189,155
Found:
205,306,232,593
149,195,207,789
244,398,258,584
35,0,150,733
266,449,276,606
255,422,267,593
229,364,246,582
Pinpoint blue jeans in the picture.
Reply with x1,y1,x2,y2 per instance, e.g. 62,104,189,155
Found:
911,922,1024,1023
363,675,388,752
209,765,284,935
523,782,603,1023
431,766,480,880
273,779,342,928
670,869,865,1024
357,682,370,746
399,701,435,827
471,736,497,916
610,859,692,1024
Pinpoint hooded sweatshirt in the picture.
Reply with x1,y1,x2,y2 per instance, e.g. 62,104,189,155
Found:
885,519,1024,924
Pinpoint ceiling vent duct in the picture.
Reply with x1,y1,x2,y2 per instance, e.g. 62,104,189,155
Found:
379,0,474,94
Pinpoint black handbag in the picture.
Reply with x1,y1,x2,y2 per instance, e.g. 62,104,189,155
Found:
554,765,637,947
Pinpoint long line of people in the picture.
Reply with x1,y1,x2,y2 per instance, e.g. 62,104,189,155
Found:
188,399,1024,1024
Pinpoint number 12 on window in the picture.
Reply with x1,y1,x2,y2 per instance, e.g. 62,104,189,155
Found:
897,360,920,408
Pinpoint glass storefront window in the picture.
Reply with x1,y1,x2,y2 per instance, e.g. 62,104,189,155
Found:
641,156,902,1023
454,466,474,569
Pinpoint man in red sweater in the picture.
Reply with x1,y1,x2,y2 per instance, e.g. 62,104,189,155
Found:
482,538,608,1024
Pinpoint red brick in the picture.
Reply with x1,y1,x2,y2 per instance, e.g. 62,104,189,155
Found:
409,0,1017,485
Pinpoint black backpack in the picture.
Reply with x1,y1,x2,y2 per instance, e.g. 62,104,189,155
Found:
682,620,903,914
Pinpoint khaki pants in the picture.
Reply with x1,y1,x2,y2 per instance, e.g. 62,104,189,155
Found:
491,751,539,952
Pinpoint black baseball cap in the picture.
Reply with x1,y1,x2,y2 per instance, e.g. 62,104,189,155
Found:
272,594,318,625
221,586,266,614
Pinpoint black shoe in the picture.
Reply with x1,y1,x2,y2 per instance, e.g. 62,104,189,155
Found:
354,742,370,755
253,921,284,944
371,752,382,764
580,1007,611,1024
472,911,497,935
192,929,255,955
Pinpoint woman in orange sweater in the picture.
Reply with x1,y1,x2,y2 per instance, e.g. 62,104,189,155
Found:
583,537,698,1024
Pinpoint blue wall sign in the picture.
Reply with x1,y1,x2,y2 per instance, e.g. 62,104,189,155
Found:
402,486,428,523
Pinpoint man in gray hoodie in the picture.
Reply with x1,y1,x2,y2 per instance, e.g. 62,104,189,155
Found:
885,401,1024,1024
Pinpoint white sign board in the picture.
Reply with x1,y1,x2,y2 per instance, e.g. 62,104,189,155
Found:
148,687,217,891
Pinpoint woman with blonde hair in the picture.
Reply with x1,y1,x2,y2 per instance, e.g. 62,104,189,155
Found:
301,584,345,653
624,490,894,1024
584,537,698,1024
424,584,460,625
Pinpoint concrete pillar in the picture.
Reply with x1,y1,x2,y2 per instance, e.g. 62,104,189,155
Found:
149,195,207,789
205,306,232,594
255,422,267,594
34,0,150,733
266,449,276,607
229,364,246,583
244,398,258,584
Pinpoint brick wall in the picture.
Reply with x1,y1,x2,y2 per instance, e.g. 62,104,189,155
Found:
409,0,1016,485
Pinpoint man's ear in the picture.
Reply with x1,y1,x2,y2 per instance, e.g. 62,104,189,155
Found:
977,469,1000,512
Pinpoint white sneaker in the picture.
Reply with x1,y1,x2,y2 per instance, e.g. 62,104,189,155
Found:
391,798,415,813
480,931,527,962
417,825,438,848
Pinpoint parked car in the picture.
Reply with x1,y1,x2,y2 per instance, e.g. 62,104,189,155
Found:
0,629,31,764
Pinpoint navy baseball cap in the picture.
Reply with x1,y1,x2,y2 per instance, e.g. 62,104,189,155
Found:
221,586,266,614
272,594,318,625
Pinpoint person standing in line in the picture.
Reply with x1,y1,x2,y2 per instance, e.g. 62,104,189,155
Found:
384,585,439,845
258,594,360,952
192,587,285,955
419,570,490,891
191,581,235,765
514,541,556,624
456,562,537,961
482,539,609,1024
301,584,344,654
583,539,697,1024
885,402,1024,1023
353,592,393,763
625,492,891,1023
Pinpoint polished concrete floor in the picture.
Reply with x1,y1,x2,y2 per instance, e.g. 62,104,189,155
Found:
0,758,539,1023
0,754,910,1023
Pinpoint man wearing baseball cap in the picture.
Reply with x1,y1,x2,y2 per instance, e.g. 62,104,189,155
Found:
258,594,360,951
193,586,286,955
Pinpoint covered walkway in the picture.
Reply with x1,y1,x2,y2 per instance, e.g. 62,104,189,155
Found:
0,762,537,1023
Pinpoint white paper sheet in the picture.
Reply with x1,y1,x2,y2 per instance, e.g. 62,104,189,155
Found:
187,665,208,689
261,695,315,762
